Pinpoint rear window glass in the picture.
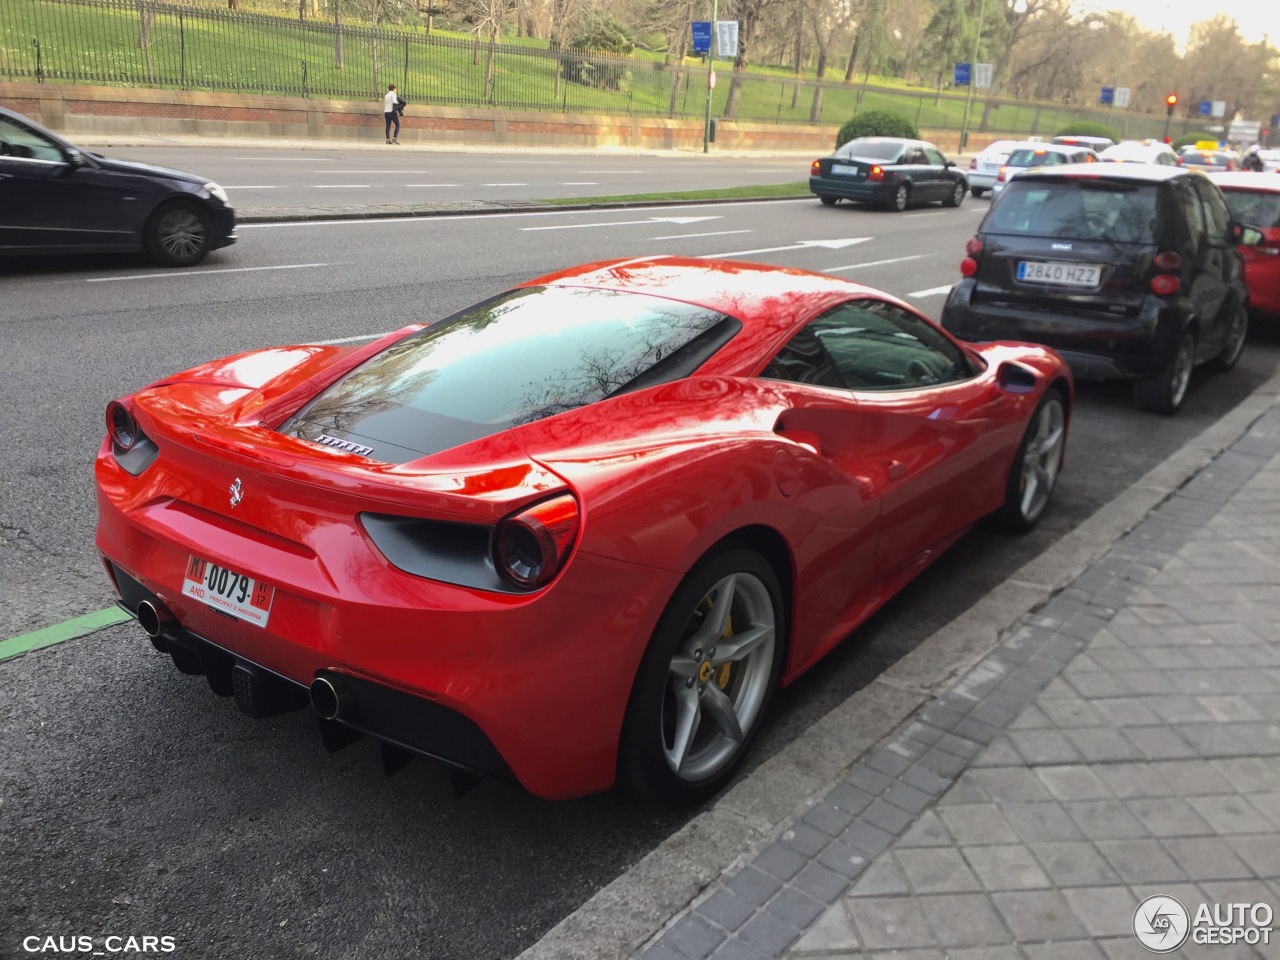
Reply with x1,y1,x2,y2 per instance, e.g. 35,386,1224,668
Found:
1185,153,1232,166
835,139,904,161
292,286,736,445
1220,190,1280,229
1007,149,1061,167
985,180,1159,244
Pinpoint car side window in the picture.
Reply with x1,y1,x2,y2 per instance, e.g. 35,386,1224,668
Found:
903,147,927,165
923,146,947,166
0,117,64,163
1173,182,1205,254
1192,179,1232,242
762,300,973,392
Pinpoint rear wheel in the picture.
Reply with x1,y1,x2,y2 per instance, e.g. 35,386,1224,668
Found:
619,548,784,805
1209,304,1247,372
1133,330,1195,414
971,186,986,198
993,389,1067,533
818,194,838,206
146,200,211,267
943,181,966,207
884,184,910,212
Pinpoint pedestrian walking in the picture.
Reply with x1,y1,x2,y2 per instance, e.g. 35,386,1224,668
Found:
382,84,403,144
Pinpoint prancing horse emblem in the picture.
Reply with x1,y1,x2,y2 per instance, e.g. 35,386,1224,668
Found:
229,477,244,508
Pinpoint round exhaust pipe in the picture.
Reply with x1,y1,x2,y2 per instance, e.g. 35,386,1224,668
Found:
310,674,356,721
137,599,175,640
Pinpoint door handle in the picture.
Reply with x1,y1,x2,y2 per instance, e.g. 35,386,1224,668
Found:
885,460,907,480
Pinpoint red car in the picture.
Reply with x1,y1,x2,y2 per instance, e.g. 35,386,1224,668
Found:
96,258,1072,803
1210,172,1280,317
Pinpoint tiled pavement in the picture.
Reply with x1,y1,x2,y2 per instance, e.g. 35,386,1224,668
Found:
639,406,1280,960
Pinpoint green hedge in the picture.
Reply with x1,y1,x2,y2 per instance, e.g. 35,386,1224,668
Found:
835,110,920,147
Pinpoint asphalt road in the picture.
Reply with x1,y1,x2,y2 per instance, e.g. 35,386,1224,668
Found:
3,184,1279,960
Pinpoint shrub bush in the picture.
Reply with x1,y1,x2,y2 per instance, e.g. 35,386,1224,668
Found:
1172,131,1218,151
1051,121,1119,142
836,110,920,148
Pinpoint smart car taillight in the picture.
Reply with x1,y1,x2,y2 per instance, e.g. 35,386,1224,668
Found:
965,236,983,256
811,160,821,175
107,400,139,452
495,494,579,589
1154,251,1182,270
961,257,979,277
1151,274,1181,296
868,165,884,181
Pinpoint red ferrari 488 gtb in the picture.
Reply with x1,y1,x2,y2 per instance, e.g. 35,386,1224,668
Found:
96,257,1072,803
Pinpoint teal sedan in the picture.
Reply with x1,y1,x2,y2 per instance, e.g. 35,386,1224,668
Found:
810,137,968,212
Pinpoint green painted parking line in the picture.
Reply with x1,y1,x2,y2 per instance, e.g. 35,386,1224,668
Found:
0,607,132,664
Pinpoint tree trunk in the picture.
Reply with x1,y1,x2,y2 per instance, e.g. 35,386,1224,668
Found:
843,32,860,83
809,48,827,123
790,11,803,109
722,10,762,120
667,30,689,118
135,0,156,84
334,0,343,70
299,0,306,22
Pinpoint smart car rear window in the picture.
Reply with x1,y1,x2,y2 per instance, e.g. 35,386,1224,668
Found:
286,286,739,457
1220,190,1280,229
984,180,1159,244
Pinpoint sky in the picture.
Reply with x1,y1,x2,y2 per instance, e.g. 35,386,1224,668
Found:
1080,0,1275,47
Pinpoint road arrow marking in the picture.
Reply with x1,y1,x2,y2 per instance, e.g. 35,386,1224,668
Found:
700,237,871,258
522,216,721,232
908,284,954,298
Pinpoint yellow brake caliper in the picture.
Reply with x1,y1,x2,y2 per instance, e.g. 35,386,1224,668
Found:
701,596,735,690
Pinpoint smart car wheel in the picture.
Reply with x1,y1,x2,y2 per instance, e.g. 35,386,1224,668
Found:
818,194,838,206
943,181,966,208
993,388,1067,533
1209,305,1248,373
146,200,211,267
1133,330,1195,414
619,548,784,805
886,184,911,212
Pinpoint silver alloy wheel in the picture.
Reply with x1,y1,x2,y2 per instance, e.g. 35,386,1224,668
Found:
662,572,776,782
1019,396,1066,522
157,208,207,262
1220,308,1247,367
893,185,909,211
952,183,965,205
1169,334,1194,408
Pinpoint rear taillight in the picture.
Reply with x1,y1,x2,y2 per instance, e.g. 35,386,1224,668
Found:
997,166,1008,182
1154,251,1182,271
495,494,579,589
960,257,978,277
965,236,983,256
868,165,884,181
106,400,138,452
1151,274,1180,296
811,160,821,175
969,157,977,169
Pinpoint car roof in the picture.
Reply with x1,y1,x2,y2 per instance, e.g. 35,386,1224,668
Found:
1008,142,1091,154
1207,172,1280,193
1013,163,1188,184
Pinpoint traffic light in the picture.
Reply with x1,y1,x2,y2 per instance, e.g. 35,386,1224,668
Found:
1165,93,1178,116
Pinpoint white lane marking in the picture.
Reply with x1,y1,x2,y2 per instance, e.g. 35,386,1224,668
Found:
522,216,720,232
311,332,388,345
908,284,954,298
239,198,814,229
904,212,945,218
577,169,644,173
485,182,529,186
405,183,459,187
701,237,871,258
827,254,930,271
235,156,337,161
317,169,430,173
561,181,599,185
496,160,561,164
85,263,335,283
315,184,371,188
647,229,752,240
224,185,278,189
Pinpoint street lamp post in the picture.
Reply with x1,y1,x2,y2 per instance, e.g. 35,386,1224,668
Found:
703,0,718,154
958,0,987,151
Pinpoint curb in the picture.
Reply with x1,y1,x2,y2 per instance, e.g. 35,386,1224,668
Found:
517,366,1280,960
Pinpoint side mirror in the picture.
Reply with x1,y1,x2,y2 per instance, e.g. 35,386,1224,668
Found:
995,361,1038,395
63,147,87,168
945,160,956,168
1230,223,1264,246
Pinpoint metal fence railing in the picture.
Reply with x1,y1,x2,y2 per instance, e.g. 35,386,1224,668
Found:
1,0,1191,139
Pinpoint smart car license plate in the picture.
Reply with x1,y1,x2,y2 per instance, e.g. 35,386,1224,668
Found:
1017,261,1101,287
181,555,274,628
830,164,863,178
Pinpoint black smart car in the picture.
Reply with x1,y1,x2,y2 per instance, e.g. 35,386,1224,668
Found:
940,165,1261,413
0,107,236,266
809,137,969,212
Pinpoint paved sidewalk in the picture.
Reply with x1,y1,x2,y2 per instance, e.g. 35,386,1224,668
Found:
637,405,1280,960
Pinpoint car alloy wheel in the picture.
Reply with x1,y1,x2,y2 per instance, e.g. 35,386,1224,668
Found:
1210,306,1248,372
890,184,910,212
148,201,211,267
1134,331,1195,414
994,389,1066,532
620,548,784,804
943,182,966,207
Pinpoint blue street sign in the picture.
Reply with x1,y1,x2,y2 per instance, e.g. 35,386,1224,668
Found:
1200,100,1212,116
691,21,711,55
1272,113,1280,129
954,62,971,87
1100,87,1114,105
